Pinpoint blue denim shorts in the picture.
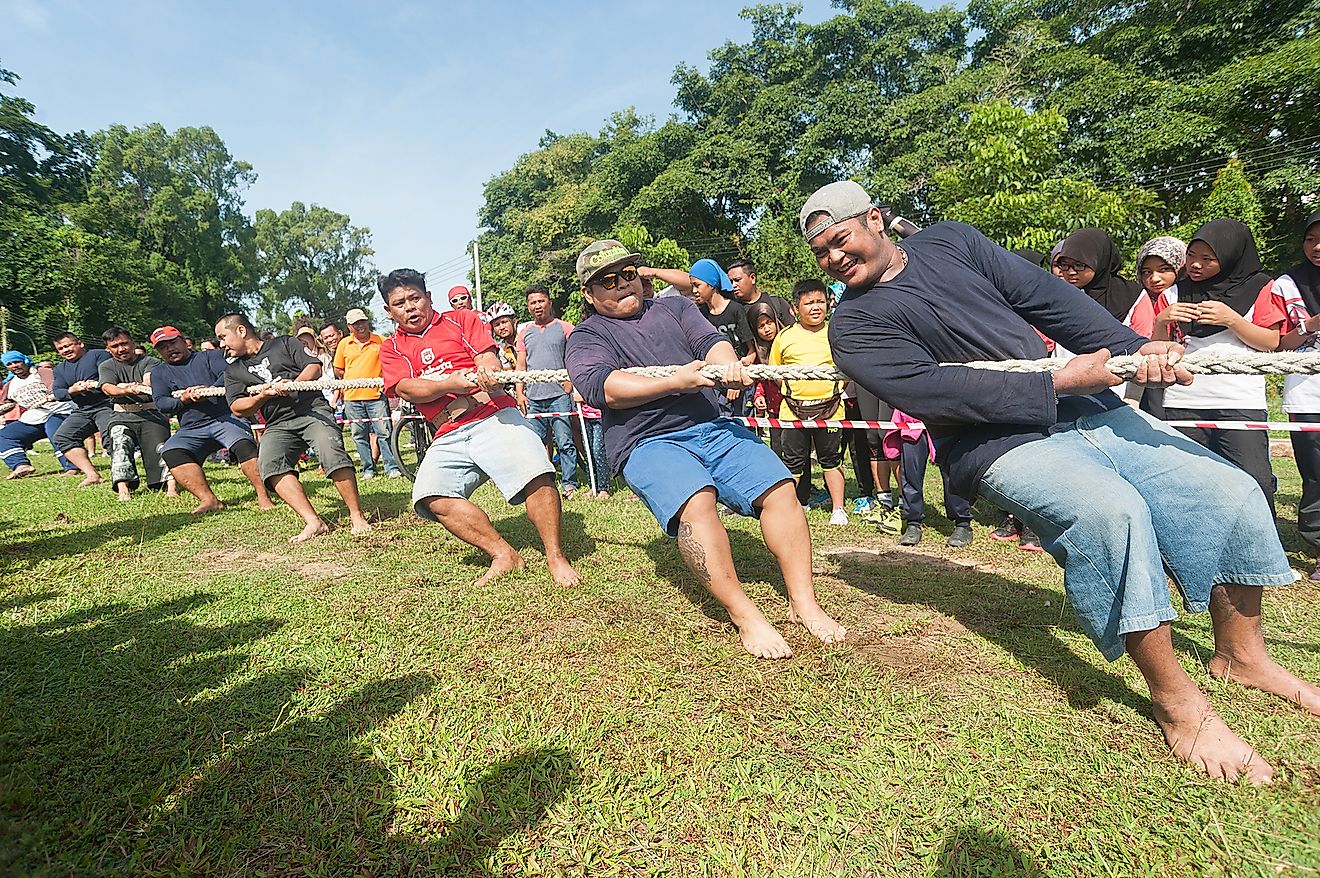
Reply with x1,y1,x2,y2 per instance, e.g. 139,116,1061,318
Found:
412,407,554,518
623,419,792,537
979,405,1296,661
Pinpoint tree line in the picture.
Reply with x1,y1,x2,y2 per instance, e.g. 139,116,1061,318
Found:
475,0,1319,320
0,62,376,353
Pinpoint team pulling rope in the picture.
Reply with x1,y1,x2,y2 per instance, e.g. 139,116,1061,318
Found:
172,350,1320,399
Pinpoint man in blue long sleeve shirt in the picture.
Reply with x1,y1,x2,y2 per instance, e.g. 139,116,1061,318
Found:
50,331,114,486
802,180,1317,784
565,239,845,660
149,326,274,514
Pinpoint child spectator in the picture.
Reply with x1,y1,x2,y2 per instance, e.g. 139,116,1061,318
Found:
1154,219,1284,515
1132,236,1187,419
882,408,975,548
768,280,848,526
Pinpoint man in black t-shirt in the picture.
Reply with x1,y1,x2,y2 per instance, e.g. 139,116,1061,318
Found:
687,259,755,417
97,326,176,500
216,313,371,543
51,331,113,487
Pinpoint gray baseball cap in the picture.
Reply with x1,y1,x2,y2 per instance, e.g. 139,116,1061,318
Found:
576,239,642,285
799,180,875,242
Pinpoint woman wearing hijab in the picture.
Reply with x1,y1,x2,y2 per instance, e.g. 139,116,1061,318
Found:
1154,219,1284,514
1275,211,1320,572
1054,228,1156,337
0,351,77,478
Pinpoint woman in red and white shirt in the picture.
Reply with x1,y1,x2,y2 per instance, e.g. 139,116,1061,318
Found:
1154,219,1284,515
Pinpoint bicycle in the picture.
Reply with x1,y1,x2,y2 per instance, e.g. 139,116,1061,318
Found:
388,400,435,481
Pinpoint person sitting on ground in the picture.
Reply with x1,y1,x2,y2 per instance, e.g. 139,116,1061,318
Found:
148,325,275,515
377,269,580,587
50,331,114,487
1154,219,1284,517
0,351,77,479
98,327,175,500
804,179,1317,783
216,313,373,542
333,308,403,480
767,279,848,526
1272,211,1320,579
565,239,845,659
727,258,796,327
515,285,580,498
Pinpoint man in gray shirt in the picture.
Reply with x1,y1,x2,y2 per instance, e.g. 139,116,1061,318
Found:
514,284,579,496
97,326,175,500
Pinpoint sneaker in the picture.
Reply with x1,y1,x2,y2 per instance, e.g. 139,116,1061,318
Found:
386,470,404,479
878,492,896,511
1310,562,1320,583
946,523,974,548
829,508,848,526
990,515,1022,541
361,471,376,480
1019,527,1043,552
869,507,903,535
899,522,922,546
851,496,875,515
807,489,831,510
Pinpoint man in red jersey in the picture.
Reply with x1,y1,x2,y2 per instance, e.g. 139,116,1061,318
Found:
378,268,580,587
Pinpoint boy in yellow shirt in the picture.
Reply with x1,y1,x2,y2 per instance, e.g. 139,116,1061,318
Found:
768,280,847,525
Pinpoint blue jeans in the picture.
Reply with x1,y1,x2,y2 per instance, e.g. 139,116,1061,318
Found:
345,397,400,476
526,392,578,490
0,416,74,471
580,416,609,493
978,405,1295,661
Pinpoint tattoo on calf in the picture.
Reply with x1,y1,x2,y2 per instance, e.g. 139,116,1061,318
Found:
677,522,712,585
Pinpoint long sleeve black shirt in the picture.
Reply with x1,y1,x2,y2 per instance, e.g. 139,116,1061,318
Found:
829,222,1147,498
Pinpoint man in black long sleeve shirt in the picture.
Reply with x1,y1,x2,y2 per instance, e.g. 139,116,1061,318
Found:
802,180,1318,785
50,331,113,486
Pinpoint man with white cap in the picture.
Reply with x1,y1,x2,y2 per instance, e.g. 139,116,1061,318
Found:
801,179,1319,784
565,239,846,659
334,308,402,479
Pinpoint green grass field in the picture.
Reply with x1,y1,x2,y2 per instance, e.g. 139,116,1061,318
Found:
2,448,1318,877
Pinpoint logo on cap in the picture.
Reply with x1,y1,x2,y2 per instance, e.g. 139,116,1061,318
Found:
589,246,630,267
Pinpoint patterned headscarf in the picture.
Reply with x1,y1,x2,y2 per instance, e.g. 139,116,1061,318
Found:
1136,236,1187,276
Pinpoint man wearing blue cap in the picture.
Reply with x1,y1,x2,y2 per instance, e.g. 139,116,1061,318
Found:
566,239,846,660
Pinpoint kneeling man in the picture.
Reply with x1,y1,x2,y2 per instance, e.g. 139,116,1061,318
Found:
565,240,845,659
149,325,275,514
377,269,580,587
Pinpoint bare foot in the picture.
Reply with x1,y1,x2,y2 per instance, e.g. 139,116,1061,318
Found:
547,554,581,587
191,500,224,516
117,486,132,502
77,475,105,487
349,515,373,535
1153,690,1273,784
7,465,36,480
473,551,525,587
1208,652,1320,717
289,520,331,543
735,615,793,660
257,500,277,511
62,468,82,477
788,601,847,644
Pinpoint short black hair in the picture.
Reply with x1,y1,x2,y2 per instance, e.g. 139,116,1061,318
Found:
727,258,756,276
791,279,829,305
51,330,80,345
524,284,550,299
215,313,258,335
101,326,132,343
378,268,428,301
319,322,341,334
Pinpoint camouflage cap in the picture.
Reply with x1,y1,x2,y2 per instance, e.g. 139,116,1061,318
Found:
576,239,641,286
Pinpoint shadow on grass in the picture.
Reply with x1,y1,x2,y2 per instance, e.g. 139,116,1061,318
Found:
934,823,1041,877
0,510,197,574
832,549,1151,714
454,508,596,567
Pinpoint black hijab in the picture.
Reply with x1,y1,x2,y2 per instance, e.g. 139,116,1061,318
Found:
1057,228,1144,322
1011,247,1046,268
1286,210,1320,318
1181,219,1274,338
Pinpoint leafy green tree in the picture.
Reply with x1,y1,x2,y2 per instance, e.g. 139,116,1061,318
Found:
253,202,376,330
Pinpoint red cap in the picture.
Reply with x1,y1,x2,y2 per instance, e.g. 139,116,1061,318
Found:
150,326,183,345
448,285,471,302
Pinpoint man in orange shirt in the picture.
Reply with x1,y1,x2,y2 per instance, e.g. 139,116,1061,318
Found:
334,308,403,479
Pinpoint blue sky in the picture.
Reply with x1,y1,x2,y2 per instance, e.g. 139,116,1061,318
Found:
3,0,845,310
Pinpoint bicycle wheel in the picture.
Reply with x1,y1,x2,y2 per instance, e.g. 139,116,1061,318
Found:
390,415,435,481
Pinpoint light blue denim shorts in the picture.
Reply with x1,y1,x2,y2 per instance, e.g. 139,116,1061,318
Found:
979,404,1296,661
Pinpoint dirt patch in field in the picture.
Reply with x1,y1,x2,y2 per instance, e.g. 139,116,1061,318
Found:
195,548,350,581
820,545,986,574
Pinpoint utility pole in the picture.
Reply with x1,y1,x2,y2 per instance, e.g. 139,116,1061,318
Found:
472,240,483,313
0,305,8,353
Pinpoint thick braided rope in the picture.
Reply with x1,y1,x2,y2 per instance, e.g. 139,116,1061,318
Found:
173,351,1320,398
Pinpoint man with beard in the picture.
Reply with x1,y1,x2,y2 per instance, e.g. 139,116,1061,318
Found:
50,331,113,486
149,325,275,515
98,327,175,500
802,179,1317,784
